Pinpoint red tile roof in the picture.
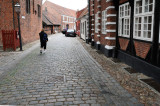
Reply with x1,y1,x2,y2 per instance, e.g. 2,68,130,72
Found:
76,7,88,19
42,1,76,25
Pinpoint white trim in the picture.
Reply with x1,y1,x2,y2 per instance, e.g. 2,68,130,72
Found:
91,9,94,12
92,19,94,21
106,0,112,2
91,4,94,6
97,35,100,37
106,14,116,17
91,29,94,30
91,24,94,26
106,22,116,25
97,11,101,14
106,30,116,32
105,37,116,40
106,6,115,10
97,17,101,19
91,33,94,36
97,29,100,31
97,5,101,8
92,39,94,41
97,41,100,44
105,45,115,50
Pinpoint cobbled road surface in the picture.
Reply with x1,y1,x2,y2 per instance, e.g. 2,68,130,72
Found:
0,33,143,106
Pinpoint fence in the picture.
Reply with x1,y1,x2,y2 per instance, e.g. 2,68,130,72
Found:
2,30,20,51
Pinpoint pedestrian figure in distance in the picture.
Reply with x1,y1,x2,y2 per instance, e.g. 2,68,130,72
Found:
39,29,48,54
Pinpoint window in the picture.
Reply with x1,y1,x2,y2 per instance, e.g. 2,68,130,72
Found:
33,0,34,13
101,10,106,34
119,3,130,37
69,17,73,22
95,13,98,33
134,0,155,41
38,4,41,17
26,0,30,14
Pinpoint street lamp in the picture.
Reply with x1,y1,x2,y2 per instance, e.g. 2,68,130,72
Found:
14,3,23,51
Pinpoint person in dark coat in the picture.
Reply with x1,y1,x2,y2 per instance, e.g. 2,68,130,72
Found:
39,29,48,54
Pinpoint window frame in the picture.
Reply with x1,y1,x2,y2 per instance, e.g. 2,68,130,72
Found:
101,10,106,34
37,4,41,18
118,2,131,38
26,0,30,14
133,0,155,41
95,13,98,33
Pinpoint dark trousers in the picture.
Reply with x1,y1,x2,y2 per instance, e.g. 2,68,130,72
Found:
41,41,47,49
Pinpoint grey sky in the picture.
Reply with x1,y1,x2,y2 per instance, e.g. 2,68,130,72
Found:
42,0,88,11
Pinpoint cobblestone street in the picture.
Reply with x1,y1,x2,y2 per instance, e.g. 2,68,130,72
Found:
0,33,143,105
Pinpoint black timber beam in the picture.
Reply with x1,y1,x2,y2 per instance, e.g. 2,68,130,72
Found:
128,0,136,56
151,0,160,65
113,0,120,58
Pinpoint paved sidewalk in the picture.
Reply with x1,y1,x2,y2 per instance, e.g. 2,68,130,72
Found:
0,33,143,105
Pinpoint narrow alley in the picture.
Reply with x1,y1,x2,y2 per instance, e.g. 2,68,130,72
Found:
0,33,142,105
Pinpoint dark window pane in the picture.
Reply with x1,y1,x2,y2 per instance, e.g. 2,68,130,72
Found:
148,16,152,23
148,24,151,30
138,31,141,37
149,5,152,12
148,32,151,38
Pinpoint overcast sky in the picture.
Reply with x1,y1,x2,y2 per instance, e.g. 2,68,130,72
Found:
42,0,88,11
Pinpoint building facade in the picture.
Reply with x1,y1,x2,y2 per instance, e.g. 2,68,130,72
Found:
89,0,117,56
76,7,89,41
61,15,76,30
88,0,160,83
0,0,42,46
42,1,76,33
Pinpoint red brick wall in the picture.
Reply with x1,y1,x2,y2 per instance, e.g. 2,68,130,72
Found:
119,38,129,51
134,41,151,59
0,0,19,45
120,0,129,4
20,0,42,44
0,0,42,46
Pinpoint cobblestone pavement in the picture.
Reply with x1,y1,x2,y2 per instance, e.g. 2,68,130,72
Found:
0,33,143,105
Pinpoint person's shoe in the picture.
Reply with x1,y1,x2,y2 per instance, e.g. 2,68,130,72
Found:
44,50,46,53
40,50,42,54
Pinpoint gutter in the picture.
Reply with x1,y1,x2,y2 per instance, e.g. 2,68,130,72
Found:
12,0,15,29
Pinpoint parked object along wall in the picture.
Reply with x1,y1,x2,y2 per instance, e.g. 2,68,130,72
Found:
88,0,160,83
0,0,42,46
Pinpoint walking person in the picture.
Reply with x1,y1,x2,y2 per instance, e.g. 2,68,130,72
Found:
39,29,48,54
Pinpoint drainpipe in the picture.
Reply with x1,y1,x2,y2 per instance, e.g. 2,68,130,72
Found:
88,0,91,42
12,0,15,29
113,0,120,58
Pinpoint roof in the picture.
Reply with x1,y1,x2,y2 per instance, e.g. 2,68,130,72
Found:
42,14,53,25
76,7,88,20
42,1,76,25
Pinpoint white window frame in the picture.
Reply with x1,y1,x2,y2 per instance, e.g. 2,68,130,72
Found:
119,2,131,38
134,0,155,41
95,13,98,33
101,10,106,34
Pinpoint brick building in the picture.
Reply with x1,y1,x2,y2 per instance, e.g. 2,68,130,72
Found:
88,0,160,83
42,1,76,34
76,8,86,37
76,7,89,41
0,0,42,46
